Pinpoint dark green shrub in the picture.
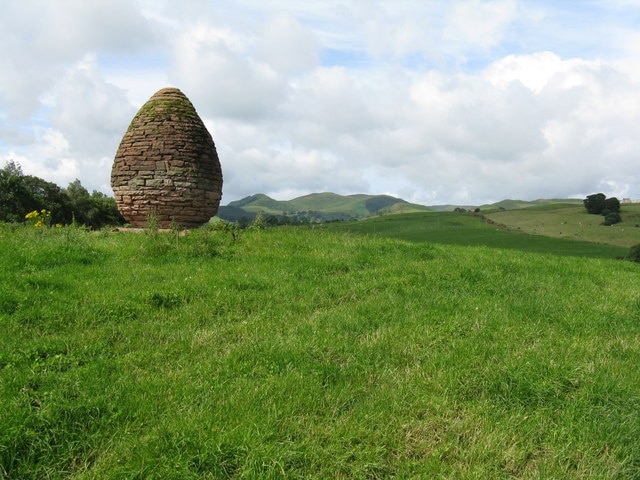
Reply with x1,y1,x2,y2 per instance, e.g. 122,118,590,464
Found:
628,244,640,262
604,197,621,213
584,193,623,221
583,193,606,214
0,162,123,228
0,162,72,224
602,212,621,226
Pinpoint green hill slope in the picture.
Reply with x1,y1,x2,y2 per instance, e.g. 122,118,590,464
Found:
219,193,586,221
218,192,431,222
322,211,629,258
483,198,583,211
227,193,292,214
484,203,640,247
428,198,582,212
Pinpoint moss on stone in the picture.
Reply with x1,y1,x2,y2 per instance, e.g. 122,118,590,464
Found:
127,90,198,133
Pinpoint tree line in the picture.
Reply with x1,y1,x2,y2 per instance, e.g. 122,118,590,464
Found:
0,161,124,229
583,193,621,225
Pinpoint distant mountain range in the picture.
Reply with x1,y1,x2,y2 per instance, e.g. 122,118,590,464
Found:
217,192,583,223
428,198,583,212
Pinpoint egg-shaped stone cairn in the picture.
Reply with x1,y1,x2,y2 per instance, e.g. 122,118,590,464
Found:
111,87,222,228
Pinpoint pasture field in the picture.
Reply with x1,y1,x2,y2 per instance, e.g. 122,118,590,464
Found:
484,203,640,248
1,223,639,478
322,210,630,259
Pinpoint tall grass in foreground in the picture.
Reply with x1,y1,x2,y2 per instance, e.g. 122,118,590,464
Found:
1,223,639,478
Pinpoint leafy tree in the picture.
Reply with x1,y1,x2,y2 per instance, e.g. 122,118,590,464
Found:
265,215,280,226
1,160,22,177
628,244,640,263
603,197,620,213
0,161,71,224
64,179,124,229
583,193,623,226
0,161,27,222
66,178,91,209
88,191,125,228
1,162,123,228
583,193,606,214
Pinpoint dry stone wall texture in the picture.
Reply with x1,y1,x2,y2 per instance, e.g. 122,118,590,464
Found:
111,87,222,228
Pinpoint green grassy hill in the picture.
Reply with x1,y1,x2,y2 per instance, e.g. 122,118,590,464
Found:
1,224,638,478
218,192,431,222
224,193,292,215
483,198,583,211
322,211,630,258
484,203,640,248
220,193,590,220
427,198,583,212
219,192,588,222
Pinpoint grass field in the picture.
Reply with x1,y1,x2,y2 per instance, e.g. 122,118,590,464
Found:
322,211,630,259
1,223,639,478
484,203,640,248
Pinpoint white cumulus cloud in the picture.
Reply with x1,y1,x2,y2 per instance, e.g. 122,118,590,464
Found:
1,0,640,203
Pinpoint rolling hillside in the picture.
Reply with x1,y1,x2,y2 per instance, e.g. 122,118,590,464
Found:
322,211,630,258
217,193,638,251
428,198,583,212
482,198,583,211
217,192,431,222
484,202,640,247
219,193,586,222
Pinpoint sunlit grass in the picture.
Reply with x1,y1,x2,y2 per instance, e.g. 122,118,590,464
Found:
485,203,640,248
1,223,639,478
322,210,630,258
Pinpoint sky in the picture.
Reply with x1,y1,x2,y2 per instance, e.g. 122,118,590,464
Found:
1,0,640,206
